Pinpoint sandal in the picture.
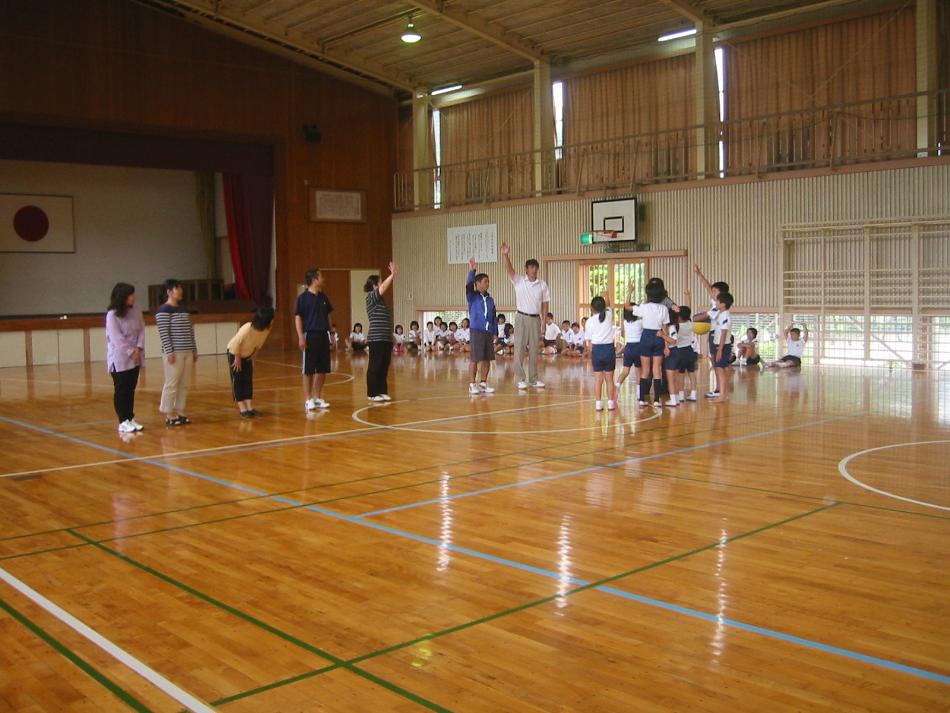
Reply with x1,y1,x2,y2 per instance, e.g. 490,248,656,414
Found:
177,416,191,425
165,417,182,427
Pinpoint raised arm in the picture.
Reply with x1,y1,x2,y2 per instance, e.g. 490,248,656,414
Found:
802,324,809,343
500,242,516,280
378,262,397,296
466,258,477,297
693,263,715,298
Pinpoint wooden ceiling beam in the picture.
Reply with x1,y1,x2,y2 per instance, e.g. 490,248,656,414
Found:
409,0,544,62
147,0,414,92
656,0,717,26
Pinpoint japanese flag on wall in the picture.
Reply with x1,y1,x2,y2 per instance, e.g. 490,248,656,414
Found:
0,194,75,253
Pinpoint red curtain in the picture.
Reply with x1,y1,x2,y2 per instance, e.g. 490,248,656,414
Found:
222,173,273,305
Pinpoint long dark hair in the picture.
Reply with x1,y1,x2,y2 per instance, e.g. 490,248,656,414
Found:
591,295,607,323
108,283,135,317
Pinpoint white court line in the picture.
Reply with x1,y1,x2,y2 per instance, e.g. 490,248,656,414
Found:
0,566,217,713
0,395,598,479
838,440,950,512
352,396,661,435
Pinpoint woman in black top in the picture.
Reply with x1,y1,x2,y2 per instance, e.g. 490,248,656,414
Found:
364,262,397,402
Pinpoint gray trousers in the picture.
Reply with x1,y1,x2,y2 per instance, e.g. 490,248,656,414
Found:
513,313,541,383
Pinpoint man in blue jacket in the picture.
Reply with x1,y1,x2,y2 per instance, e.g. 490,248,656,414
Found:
466,257,497,395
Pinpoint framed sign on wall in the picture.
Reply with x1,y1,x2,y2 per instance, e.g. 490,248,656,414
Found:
309,189,366,223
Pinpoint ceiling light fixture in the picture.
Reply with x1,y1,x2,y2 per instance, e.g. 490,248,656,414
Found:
401,18,421,43
658,28,697,42
431,84,462,96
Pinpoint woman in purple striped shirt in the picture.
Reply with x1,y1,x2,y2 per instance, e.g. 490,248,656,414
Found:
106,283,145,434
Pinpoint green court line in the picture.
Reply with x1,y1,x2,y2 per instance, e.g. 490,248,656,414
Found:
2,407,802,553
0,542,88,562
198,502,841,707
0,596,155,712
0,404,772,545
209,665,339,706
65,530,452,713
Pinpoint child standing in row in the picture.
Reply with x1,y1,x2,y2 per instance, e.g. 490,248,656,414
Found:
634,283,671,407
466,258,497,394
711,292,735,403
663,307,697,406
615,306,642,397
584,296,617,411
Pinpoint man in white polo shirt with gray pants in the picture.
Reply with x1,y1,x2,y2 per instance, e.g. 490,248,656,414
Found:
501,241,550,389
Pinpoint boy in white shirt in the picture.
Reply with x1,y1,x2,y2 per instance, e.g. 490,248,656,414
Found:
736,327,760,366
710,292,734,403
766,324,809,368
559,320,572,353
456,318,471,352
542,313,561,355
570,322,585,355
422,321,437,352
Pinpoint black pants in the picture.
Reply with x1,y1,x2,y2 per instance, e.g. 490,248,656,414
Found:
228,352,254,401
110,366,140,423
367,341,392,397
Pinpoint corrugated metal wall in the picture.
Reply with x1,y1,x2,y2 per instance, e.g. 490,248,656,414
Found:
392,164,950,326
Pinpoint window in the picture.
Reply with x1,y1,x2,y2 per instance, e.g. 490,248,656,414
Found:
714,46,726,177
432,109,443,208
553,81,564,159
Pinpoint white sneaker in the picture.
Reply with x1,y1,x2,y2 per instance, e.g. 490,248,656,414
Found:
469,383,480,395
305,398,317,411
530,380,546,388
607,400,616,411
665,398,678,407
738,358,747,366
369,395,386,402
128,419,144,431
380,394,392,401
705,391,720,399
595,400,604,411
314,398,330,409
638,399,647,407
653,400,662,407
479,382,495,393
688,390,698,401
118,420,136,433
517,381,528,390
678,392,685,401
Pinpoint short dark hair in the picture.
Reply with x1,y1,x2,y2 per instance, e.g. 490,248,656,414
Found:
748,327,758,338
410,320,419,329
562,320,570,325
434,315,443,322
497,313,506,321
646,282,666,304
475,272,489,286
353,322,363,330
718,292,734,309
712,281,729,294
790,327,802,336
426,321,433,327
525,259,540,270
252,307,275,330
305,268,320,286
546,312,554,319
161,278,182,302
449,322,457,328
108,282,135,317
678,305,692,321
622,308,637,322
571,322,579,328
395,324,403,332
363,275,380,292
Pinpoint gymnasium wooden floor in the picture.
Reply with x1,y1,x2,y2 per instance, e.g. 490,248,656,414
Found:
0,351,948,712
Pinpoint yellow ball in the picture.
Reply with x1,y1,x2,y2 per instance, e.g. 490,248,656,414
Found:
692,321,711,335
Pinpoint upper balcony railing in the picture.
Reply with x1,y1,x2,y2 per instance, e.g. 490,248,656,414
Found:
395,89,949,212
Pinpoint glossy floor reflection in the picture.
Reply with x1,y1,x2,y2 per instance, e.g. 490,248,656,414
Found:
0,352,948,712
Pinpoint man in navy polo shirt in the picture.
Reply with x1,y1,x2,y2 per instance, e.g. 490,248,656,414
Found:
295,267,335,411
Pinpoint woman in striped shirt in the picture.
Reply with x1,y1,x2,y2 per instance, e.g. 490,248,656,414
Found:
155,278,198,426
364,262,397,402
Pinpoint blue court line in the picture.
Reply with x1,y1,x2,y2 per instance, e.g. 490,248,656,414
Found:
354,414,854,518
3,413,948,686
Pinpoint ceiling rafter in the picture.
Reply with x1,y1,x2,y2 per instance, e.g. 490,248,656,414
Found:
656,0,717,27
163,0,414,91
409,0,544,63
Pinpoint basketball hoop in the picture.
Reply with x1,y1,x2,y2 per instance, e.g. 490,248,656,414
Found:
579,230,620,245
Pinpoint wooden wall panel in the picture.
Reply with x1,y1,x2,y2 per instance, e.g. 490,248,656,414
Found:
0,0,396,348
